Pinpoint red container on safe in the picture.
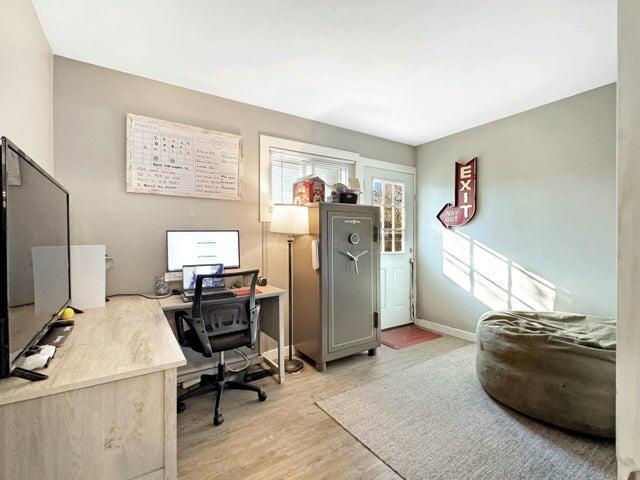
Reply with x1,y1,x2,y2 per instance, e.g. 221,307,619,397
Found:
292,176,325,205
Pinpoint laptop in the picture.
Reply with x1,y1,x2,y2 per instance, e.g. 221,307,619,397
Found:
181,264,233,301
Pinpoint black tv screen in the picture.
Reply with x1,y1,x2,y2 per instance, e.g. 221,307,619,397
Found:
0,138,70,377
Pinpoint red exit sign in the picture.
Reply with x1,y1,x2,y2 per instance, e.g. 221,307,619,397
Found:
437,157,478,228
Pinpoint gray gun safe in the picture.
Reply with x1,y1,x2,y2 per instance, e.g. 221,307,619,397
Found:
292,203,381,371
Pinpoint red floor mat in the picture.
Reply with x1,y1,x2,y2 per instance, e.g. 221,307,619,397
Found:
381,325,442,350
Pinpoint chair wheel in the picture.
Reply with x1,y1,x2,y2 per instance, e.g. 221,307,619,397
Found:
258,391,267,402
177,401,186,414
214,413,224,426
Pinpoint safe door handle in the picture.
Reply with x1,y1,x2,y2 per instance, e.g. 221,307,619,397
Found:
340,250,369,275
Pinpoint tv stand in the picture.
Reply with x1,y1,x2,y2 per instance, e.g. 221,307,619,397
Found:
11,367,47,381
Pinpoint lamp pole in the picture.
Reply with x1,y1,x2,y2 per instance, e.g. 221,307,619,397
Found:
285,237,304,373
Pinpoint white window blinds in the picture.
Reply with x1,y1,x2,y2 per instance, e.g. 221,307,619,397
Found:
269,148,355,205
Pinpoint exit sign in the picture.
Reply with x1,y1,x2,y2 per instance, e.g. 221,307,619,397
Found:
437,157,478,228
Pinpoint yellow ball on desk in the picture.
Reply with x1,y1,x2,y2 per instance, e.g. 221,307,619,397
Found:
60,307,75,320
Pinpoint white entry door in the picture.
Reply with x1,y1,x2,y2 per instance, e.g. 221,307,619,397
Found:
362,165,415,329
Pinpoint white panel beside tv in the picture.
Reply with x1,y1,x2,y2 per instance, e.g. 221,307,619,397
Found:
32,245,106,312
70,245,106,310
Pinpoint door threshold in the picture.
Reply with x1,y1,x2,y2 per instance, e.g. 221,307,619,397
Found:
381,321,414,332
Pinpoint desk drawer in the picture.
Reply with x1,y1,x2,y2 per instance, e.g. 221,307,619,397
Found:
0,372,166,480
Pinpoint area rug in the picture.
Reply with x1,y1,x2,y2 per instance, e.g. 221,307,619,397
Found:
381,325,442,349
316,345,616,480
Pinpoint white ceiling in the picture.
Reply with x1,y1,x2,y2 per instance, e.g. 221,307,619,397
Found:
33,0,616,146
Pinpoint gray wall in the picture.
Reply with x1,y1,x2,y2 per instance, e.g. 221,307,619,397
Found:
53,56,415,294
416,84,616,334
0,0,54,173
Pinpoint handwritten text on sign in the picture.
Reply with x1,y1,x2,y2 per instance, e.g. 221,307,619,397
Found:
437,157,477,228
126,114,242,201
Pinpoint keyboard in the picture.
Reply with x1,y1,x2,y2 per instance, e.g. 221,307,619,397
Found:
181,289,235,302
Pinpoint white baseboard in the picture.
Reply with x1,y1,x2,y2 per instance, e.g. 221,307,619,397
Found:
415,318,477,343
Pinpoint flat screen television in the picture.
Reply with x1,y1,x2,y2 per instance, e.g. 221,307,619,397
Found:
0,138,70,378
166,230,240,272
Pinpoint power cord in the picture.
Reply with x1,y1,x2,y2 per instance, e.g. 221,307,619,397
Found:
225,348,250,373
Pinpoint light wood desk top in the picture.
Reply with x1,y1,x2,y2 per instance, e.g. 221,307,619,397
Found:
158,284,286,311
0,296,186,407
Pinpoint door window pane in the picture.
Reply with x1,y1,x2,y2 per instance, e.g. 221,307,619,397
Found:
394,207,403,229
373,180,383,206
384,182,393,206
383,207,393,229
394,231,403,252
394,183,404,206
384,230,393,252
373,179,406,253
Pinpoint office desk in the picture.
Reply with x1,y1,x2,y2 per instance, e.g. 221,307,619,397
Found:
158,284,286,384
0,297,187,480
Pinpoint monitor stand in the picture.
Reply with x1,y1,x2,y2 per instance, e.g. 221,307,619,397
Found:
11,367,47,381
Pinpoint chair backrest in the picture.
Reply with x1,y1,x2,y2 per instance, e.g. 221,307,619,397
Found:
192,269,260,347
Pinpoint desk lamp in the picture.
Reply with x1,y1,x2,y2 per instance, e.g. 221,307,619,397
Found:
270,204,309,373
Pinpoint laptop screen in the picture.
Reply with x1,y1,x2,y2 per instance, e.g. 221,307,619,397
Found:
182,264,224,290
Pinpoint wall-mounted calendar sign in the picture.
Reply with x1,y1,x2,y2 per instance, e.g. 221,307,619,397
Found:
126,114,243,201
437,157,478,228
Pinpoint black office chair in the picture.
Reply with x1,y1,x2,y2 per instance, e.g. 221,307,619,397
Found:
174,269,267,426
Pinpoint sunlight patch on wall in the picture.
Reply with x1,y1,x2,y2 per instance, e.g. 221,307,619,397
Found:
473,271,509,310
442,228,471,264
441,227,556,311
473,241,509,289
443,251,471,292
510,261,555,310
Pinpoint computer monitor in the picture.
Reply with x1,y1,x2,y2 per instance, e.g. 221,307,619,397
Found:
182,264,224,291
167,230,240,272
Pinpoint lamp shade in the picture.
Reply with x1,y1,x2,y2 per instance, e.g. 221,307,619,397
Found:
270,204,309,235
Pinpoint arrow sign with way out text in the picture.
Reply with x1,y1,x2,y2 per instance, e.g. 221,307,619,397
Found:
437,157,478,228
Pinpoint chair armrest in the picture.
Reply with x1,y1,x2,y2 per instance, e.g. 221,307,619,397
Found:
174,310,188,346
175,311,214,358
249,304,260,350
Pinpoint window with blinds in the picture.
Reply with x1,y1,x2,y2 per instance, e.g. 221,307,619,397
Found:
269,148,355,205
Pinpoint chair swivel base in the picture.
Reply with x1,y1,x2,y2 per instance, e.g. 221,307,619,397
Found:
177,364,267,426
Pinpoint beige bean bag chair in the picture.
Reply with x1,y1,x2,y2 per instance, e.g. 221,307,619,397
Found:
476,311,616,438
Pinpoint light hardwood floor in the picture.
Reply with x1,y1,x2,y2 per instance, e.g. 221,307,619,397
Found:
177,335,468,480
